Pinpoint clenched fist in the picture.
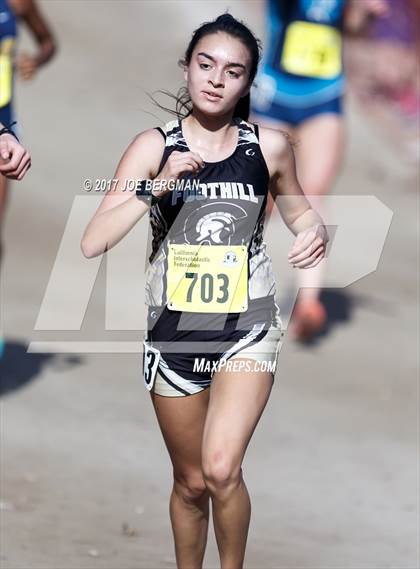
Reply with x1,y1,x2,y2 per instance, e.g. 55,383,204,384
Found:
288,224,329,269
152,150,204,197
0,133,31,180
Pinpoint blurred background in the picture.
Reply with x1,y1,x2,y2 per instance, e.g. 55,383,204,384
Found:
1,1,419,568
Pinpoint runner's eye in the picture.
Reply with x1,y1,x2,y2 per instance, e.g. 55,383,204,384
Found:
226,70,240,78
199,63,212,70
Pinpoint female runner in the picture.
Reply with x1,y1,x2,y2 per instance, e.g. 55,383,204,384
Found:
82,13,328,569
251,0,388,341
0,0,55,226
0,0,55,354
0,123,31,356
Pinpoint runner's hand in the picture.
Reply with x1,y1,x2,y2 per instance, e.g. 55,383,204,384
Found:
152,150,204,197
288,224,329,269
0,134,31,180
16,53,38,81
364,0,389,18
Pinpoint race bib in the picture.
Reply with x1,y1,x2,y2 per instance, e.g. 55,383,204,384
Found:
143,340,160,391
167,244,248,313
0,39,14,108
281,21,342,79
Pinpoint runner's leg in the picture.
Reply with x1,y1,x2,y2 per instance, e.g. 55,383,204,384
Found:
202,360,274,569
292,113,345,337
149,386,211,568
294,112,344,300
0,174,8,356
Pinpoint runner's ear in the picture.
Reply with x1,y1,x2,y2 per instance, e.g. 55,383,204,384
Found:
183,66,188,82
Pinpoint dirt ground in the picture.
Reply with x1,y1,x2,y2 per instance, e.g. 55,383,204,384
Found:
1,2,419,568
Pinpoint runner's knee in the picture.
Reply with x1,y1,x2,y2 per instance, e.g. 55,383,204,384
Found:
202,453,242,493
173,470,208,503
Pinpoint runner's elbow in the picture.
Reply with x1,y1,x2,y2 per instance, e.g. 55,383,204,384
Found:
80,238,95,258
80,236,104,259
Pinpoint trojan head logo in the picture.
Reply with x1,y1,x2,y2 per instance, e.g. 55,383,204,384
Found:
183,203,248,245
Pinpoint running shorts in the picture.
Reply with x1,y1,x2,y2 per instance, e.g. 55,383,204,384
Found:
252,95,342,127
0,104,13,129
143,295,284,397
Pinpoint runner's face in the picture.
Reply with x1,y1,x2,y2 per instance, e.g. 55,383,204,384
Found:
185,33,251,116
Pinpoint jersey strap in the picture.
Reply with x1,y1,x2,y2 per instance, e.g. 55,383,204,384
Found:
161,117,261,149
155,126,166,140
163,119,189,150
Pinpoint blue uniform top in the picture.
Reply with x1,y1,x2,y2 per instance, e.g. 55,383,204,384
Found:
0,0,17,115
254,0,347,108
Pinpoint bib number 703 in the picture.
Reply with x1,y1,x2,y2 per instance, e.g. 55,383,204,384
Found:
167,244,248,313
186,272,229,304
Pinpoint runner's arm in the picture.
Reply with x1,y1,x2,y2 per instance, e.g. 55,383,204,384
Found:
9,0,56,79
81,128,165,259
260,127,329,267
259,127,325,236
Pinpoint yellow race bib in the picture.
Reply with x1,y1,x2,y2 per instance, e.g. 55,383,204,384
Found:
281,21,342,79
167,244,248,313
0,38,14,108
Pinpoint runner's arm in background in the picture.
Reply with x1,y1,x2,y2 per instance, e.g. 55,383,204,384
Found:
0,128,31,179
260,127,329,269
9,0,56,80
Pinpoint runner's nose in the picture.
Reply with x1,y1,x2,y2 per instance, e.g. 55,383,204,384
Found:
209,74,224,89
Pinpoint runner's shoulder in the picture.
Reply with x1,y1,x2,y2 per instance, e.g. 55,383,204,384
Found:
259,126,290,154
258,126,294,173
129,127,166,153
118,128,166,178
124,127,165,160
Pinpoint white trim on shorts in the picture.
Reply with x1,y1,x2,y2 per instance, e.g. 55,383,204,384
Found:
152,324,284,398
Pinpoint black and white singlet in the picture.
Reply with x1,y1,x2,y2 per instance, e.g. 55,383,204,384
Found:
146,117,277,305
142,117,283,397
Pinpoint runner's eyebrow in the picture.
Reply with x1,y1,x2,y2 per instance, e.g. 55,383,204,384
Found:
197,52,246,70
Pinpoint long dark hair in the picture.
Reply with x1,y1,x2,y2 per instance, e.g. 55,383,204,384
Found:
151,13,262,121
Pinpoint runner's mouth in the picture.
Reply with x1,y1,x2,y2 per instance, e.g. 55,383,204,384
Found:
202,91,223,101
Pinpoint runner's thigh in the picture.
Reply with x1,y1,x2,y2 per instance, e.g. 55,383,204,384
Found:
150,388,210,473
202,362,274,476
295,113,345,198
